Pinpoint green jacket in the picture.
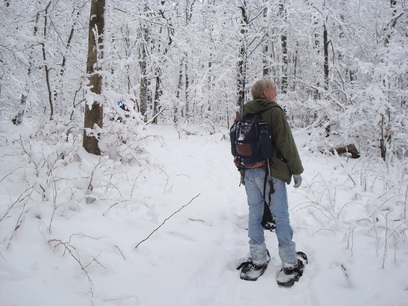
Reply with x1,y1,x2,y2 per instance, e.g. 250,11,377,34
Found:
242,98,304,184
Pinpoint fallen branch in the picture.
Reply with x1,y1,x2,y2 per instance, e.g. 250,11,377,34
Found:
146,107,167,125
135,193,201,249
329,144,360,158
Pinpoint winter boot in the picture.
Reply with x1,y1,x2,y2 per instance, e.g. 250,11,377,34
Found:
237,250,270,281
276,252,308,287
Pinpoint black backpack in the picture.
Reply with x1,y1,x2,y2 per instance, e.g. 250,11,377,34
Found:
230,112,273,170
230,111,276,231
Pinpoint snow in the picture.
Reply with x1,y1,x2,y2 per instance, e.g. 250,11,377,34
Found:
0,119,407,306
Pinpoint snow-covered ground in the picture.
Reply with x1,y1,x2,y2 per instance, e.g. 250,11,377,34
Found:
1,120,407,306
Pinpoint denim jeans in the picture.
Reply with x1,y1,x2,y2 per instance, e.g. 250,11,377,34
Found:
244,168,297,266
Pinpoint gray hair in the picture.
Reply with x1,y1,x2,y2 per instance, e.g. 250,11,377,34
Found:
250,80,276,99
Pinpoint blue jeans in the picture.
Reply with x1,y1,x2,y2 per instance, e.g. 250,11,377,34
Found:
244,168,297,266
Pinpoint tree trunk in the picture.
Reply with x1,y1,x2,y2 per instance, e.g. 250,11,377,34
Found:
139,43,148,120
279,2,288,94
312,12,320,99
83,0,105,155
13,8,41,125
323,22,329,91
184,57,190,120
262,7,269,77
237,43,246,111
152,75,161,124
292,43,299,91
174,58,184,124
41,1,53,120
384,0,400,46
53,9,78,110
237,3,249,112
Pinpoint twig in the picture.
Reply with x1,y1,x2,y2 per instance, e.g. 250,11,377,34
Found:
114,245,126,260
340,264,349,278
87,158,104,192
347,227,355,257
130,169,145,198
404,185,407,219
0,186,34,222
312,228,335,236
7,201,29,249
332,150,356,186
189,218,206,223
135,193,201,249
48,179,58,232
0,169,22,184
48,238,94,298
382,211,392,268
83,255,107,270
340,264,352,287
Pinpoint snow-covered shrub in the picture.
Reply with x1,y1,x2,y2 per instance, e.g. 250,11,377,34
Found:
294,153,408,267
98,100,148,164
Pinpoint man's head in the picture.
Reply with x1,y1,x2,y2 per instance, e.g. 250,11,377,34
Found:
251,80,277,101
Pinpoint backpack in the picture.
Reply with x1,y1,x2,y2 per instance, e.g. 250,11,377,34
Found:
230,112,273,170
230,111,276,231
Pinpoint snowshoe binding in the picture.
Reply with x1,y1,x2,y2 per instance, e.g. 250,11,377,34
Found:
276,251,308,287
237,250,270,281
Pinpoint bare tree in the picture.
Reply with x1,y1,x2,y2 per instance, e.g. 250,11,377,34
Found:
323,21,329,91
41,1,53,120
83,0,105,155
279,1,288,94
237,2,249,111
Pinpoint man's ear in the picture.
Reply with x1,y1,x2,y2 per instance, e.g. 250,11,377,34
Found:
261,90,268,98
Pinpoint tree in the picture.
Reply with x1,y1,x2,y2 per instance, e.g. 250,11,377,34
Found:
278,1,288,94
237,2,249,111
41,1,54,120
83,0,105,155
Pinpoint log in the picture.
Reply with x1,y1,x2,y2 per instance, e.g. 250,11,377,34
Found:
329,144,360,158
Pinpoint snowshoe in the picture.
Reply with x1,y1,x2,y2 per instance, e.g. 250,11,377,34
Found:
237,250,270,281
276,251,308,287
296,251,308,265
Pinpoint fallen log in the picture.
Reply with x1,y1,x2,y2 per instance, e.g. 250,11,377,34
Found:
329,144,360,158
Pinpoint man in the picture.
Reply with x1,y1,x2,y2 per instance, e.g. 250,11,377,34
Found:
238,79,304,287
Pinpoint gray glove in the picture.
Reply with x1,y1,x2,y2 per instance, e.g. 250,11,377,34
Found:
293,174,302,188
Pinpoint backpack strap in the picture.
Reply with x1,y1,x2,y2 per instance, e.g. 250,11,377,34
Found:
263,159,275,202
261,160,276,231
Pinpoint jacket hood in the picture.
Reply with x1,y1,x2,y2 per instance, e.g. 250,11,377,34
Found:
243,99,279,114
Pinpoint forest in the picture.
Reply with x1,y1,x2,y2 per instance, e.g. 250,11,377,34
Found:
1,0,406,161
0,1,407,305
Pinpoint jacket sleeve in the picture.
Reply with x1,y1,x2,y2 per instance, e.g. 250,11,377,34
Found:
268,107,304,175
